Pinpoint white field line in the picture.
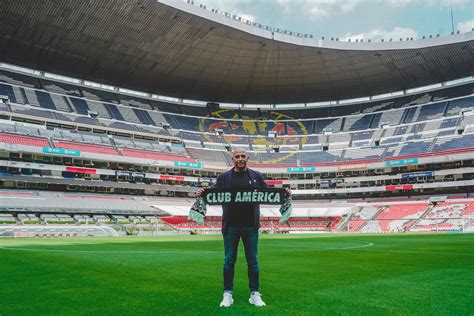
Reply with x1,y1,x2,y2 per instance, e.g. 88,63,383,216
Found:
0,241,374,254
381,249,474,256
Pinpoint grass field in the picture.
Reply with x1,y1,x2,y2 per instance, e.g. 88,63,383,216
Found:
0,233,473,315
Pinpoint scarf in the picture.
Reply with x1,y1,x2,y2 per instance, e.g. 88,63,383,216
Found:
188,188,292,225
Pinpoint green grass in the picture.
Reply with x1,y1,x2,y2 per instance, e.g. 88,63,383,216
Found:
0,233,473,315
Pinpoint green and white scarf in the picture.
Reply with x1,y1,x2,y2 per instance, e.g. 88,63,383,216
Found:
188,188,292,225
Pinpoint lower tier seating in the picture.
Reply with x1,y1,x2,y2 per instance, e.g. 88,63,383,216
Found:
0,133,49,147
54,140,120,156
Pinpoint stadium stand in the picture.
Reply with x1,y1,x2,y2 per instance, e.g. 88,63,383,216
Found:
0,63,473,236
54,140,120,156
0,133,49,147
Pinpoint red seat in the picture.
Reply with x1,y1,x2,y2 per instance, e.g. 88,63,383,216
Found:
0,133,49,147
54,141,119,156
121,148,195,162
376,204,428,220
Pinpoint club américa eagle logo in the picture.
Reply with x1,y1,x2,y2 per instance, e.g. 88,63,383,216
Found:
199,110,307,164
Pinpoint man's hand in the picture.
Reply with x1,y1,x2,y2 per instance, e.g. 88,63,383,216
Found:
195,188,205,197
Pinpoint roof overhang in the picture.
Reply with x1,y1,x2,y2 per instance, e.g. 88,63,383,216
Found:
0,0,473,104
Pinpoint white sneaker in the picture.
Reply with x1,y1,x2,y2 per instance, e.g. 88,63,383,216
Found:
220,292,234,307
249,291,266,307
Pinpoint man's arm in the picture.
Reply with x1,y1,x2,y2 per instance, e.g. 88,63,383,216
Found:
215,173,223,189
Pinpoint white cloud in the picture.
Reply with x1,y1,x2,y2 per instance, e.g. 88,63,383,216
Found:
439,0,472,7
385,0,418,7
457,19,474,32
194,0,257,21
195,0,253,11
386,0,472,7
342,26,418,42
275,0,364,19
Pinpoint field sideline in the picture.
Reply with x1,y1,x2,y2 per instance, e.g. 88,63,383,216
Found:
0,233,473,315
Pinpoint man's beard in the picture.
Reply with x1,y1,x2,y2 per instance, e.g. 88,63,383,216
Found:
235,162,247,171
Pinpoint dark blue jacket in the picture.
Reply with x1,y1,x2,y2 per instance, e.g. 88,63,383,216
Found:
215,167,267,234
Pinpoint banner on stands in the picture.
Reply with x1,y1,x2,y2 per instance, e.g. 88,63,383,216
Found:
43,147,80,156
385,158,419,167
287,167,316,173
174,161,202,169
386,185,413,191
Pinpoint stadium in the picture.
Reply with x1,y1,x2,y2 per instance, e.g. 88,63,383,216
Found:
0,0,473,314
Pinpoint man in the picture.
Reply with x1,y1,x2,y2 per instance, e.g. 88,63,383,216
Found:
216,147,266,308
198,147,288,308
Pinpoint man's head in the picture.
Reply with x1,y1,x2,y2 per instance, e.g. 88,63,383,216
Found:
231,147,249,172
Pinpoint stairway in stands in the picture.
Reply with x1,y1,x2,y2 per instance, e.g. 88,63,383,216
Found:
405,204,434,231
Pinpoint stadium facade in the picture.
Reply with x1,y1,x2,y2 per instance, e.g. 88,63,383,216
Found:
0,0,473,237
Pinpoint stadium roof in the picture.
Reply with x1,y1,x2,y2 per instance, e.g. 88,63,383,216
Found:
0,0,473,104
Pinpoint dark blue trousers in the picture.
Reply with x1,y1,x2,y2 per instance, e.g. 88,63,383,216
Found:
223,226,259,292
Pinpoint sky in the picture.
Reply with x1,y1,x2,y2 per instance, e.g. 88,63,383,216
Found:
191,0,474,41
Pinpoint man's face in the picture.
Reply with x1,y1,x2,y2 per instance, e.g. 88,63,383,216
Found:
232,151,249,169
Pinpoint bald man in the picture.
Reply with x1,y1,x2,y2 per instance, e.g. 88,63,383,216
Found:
201,148,267,307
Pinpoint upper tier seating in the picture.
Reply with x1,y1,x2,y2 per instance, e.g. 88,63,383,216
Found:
0,83,18,103
41,79,82,97
343,114,373,131
223,135,249,145
0,69,473,169
116,94,152,110
297,150,343,164
0,80,472,139
81,87,119,104
133,108,156,125
10,104,55,119
314,118,343,133
69,97,89,115
432,134,474,152
259,152,297,164
55,112,98,125
186,148,227,164
446,96,474,116
0,70,42,89
181,105,208,117
100,120,138,132
151,100,182,114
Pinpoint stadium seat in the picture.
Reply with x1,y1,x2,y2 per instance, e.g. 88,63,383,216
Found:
121,148,195,162
54,140,120,155
0,133,49,147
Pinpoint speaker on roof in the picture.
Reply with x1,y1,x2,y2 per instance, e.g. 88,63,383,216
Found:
272,145,280,153
225,144,231,151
